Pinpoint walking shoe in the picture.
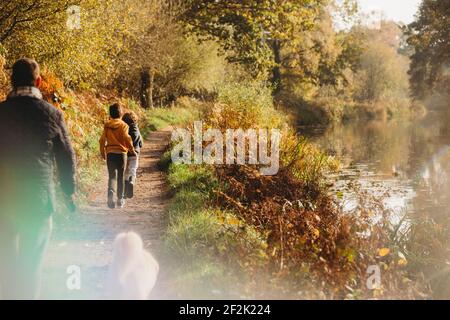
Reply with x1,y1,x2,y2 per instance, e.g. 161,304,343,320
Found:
124,181,132,199
125,177,135,199
108,191,115,209
128,181,134,199
117,198,126,209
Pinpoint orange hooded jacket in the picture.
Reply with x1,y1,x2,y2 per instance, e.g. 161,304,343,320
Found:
99,119,135,159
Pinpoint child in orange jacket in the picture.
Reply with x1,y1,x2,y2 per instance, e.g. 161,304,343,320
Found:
99,103,135,209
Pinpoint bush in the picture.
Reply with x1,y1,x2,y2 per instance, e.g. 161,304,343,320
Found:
206,81,283,130
204,82,337,187
280,130,338,187
277,91,352,125
279,89,414,125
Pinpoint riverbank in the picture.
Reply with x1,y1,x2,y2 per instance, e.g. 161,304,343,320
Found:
159,82,430,299
278,92,427,126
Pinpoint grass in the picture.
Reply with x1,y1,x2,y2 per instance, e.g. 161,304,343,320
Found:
144,97,203,133
163,162,268,299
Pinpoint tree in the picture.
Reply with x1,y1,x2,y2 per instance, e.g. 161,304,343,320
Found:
0,0,227,105
0,1,77,43
112,1,227,107
345,21,410,102
179,0,326,93
1,0,137,87
114,0,179,108
407,0,450,99
354,40,409,102
281,8,356,97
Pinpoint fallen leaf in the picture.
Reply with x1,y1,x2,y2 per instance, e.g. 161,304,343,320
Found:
228,217,240,226
378,248,390,257
398,258,408,266
312,228,320,239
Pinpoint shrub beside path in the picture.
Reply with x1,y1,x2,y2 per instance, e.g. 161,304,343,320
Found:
42,128,172,299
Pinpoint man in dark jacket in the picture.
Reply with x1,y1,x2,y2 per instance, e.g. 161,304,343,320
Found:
0,58,76,299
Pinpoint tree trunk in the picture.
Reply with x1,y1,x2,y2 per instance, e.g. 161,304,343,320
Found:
140,68,154,109
149,71,154,109
271,39,282,95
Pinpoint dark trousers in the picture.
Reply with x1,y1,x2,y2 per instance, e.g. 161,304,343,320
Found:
107,153,127,200
0,215,52,299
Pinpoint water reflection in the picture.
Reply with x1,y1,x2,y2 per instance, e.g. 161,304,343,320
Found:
298,112,450,219
414,145,450,216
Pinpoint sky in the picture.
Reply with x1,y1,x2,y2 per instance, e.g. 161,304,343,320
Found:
357,0,422,24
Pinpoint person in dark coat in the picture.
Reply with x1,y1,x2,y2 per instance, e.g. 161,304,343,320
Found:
122,112,143,199
0,58,77,299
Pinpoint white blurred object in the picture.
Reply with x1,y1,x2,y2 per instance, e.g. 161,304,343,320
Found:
422,167,430,186
106,232,159,300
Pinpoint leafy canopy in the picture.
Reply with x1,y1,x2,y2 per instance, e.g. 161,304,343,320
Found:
179,0,326,79
407,0,450,99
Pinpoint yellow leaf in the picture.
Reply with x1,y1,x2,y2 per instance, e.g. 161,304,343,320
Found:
312,228,320,239
227,217,240,226
398,258,408,266
378,248,390,257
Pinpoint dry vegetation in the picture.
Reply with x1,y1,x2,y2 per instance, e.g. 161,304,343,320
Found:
162,82,431,299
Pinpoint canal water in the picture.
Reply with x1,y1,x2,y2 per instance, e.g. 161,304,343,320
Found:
298,111,450,225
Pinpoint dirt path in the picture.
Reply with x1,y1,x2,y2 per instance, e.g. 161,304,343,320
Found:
42,129,172,300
